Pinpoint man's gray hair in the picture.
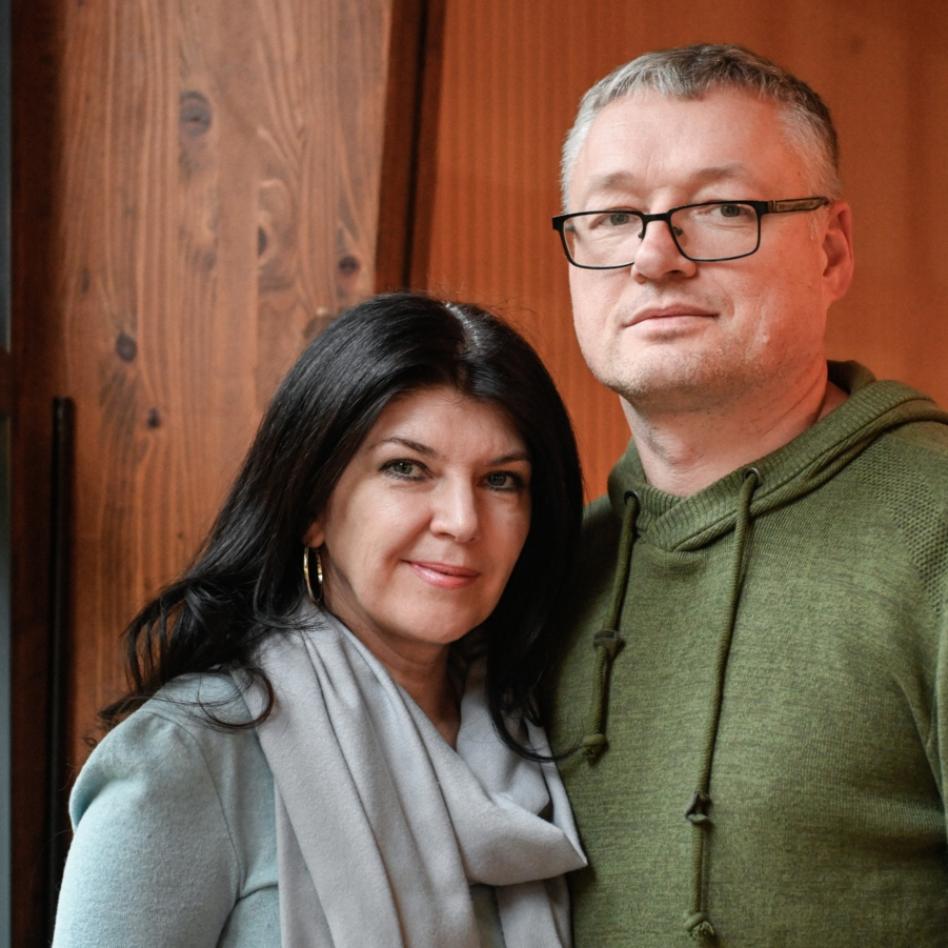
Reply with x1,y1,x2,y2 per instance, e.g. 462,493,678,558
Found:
560,44,841,207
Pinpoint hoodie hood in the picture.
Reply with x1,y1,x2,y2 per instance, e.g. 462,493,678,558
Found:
606,362,947,552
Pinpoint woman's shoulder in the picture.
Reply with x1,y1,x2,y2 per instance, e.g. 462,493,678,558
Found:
56,673,279,947
72,673,269,823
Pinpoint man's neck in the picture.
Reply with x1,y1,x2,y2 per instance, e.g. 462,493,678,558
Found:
623,370,847,497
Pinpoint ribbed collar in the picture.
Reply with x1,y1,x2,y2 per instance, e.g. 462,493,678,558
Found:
607,362,946,551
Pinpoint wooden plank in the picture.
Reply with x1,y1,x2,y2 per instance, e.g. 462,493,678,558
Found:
11,0,399,940
48,0,397,766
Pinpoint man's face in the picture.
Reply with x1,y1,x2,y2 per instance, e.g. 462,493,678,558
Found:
565,88,852,413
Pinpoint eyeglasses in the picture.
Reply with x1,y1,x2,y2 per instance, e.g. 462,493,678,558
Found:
551,196,830,268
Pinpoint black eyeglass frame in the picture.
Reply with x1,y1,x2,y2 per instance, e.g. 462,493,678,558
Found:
551,196,831,268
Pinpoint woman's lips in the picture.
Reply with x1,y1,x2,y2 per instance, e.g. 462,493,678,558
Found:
407,561,480,589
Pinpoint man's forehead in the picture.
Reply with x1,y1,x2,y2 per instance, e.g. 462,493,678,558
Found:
570,89,802,202
583,163,754,195
594,85,772,124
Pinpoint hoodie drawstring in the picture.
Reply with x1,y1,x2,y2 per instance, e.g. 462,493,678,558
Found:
580,490,639,763
683,467,761,943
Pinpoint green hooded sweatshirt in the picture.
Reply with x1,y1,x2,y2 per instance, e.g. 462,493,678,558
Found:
548,362,948,946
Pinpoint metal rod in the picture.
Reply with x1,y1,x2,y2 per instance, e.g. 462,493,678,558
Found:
45,396,74,939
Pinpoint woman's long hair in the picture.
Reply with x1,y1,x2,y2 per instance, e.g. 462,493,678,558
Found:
102,293,583,755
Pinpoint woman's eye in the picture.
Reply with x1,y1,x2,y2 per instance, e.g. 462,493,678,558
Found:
381,459,425,480
484,470,526,492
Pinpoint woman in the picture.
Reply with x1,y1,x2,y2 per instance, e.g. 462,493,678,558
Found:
53,293,587,947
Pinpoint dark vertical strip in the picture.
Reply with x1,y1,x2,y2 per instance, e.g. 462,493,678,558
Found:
0,417,9,948
45,396,73,940
0,0,12,942
404,0,444,290
0,0,9,350
374,0,445,292
374,0,424,291
11,0,60,938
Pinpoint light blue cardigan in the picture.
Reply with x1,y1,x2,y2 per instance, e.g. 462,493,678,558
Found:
53,677,279,946
52,675,505,946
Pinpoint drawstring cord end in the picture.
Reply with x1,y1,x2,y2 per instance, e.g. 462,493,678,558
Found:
683,911,717,942
577,492,639,766
580,732,608,762
684,790,712,825
579,628,625,763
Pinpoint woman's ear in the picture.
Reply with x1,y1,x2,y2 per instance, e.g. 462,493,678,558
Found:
303,521,324,547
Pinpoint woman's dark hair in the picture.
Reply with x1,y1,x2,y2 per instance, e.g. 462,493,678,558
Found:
102,292,583,754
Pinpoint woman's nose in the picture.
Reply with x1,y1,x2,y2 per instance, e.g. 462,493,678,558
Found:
430,481,479,543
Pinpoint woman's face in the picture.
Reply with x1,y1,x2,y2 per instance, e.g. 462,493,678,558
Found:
304,385,532,667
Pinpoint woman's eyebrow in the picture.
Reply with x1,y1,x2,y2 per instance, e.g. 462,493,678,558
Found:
490,451,531,465
372,438,531,466
373,436,436,456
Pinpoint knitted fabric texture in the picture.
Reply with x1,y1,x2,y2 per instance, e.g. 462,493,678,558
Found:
548,362,948,946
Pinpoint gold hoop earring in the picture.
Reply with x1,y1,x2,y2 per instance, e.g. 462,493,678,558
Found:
302,546,324,605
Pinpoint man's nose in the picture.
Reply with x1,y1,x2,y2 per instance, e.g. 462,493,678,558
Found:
631,218,698,282
430,480,479,543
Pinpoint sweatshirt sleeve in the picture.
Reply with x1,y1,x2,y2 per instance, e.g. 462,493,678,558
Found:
52,707,245,948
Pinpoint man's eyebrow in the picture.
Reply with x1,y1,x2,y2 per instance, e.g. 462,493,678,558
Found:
581,164,751,202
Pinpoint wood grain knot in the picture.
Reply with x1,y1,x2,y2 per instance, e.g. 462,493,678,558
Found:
179,91,212,138
146,408,162,429
115,332,137,362
337,255,361,276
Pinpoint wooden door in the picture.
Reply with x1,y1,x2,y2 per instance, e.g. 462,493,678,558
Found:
10,0,418,941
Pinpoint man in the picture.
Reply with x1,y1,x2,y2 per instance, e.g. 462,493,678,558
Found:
548,44,948,945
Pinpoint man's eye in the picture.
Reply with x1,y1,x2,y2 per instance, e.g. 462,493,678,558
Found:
587,211,636,231
716,203,751,219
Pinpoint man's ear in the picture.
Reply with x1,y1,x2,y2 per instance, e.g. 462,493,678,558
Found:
821,200,854,306
303,521,324,548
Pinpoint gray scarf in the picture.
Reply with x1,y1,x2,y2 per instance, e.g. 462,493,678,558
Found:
245,606,586,947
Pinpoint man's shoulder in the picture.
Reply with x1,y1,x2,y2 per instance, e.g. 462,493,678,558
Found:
869,416,948,497
886,415,948,458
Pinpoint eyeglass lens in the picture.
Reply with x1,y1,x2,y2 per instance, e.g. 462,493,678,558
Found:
564,202,760,266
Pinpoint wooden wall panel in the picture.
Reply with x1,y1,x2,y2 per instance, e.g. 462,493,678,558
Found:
49,0,395,762
419,0,948,499
12,0,411,941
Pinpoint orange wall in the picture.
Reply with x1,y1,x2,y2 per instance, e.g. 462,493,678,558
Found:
418,0,948,498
